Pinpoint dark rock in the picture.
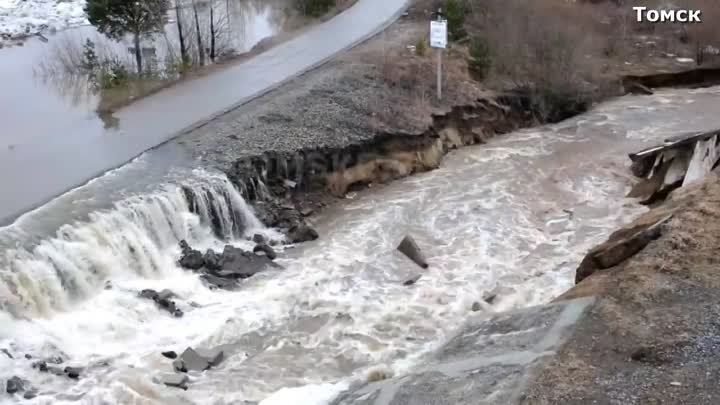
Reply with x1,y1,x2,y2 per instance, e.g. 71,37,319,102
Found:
141,289,182,317
157,298,175,311
253,244,277,260
32,361,48,372
162,373,189,390
179,245,205,270
23,389,38,400
203,249,222,271
139,289,159,300
1,348,12,359
162,351,178,359
216,245,273,279
157,289,176,302
252,233,267,244
403,274,421,286
397,235,429,269
288,224,319,243
6,376,24,394
483,293,498,305
64,366,82,379
200,274,238,290
471,302,483,312
24,354,31,360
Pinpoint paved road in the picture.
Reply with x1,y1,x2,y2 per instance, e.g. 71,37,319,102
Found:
0,0,409,225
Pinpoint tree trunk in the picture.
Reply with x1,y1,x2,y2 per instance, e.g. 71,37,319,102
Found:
210,1,216,61
192,0,205,66
134,32,143,74
176,1,188,65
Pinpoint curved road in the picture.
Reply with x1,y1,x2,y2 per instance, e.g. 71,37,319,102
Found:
0,0,409,225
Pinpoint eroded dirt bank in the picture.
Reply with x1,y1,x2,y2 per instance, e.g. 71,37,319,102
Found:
522,174,720,405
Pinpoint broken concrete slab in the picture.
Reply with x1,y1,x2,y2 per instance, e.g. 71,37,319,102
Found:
173,347,225,373
195,348,224,367
331,297,594,405
575,214,672,284
396,235,428,269
173,348,210,372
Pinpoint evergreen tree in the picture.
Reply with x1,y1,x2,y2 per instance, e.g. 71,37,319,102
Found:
85,0,170,74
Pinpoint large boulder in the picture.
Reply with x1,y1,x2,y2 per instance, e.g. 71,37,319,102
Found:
215,245,273,279
203,249,222,271
6,376,24,394
179,245,205,270
288,224,319,243
397,235,429,269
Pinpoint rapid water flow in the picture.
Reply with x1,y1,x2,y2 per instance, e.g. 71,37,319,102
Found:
1,86,720,404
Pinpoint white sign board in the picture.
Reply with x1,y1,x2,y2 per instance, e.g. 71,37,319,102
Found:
430,20,447,49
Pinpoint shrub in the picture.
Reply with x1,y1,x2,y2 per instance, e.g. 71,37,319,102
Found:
443,0,467,41
415,38,427,56
468,37,491,79
295,0,337,17
81,39,99,73
464,0,607,122
96,60,131,90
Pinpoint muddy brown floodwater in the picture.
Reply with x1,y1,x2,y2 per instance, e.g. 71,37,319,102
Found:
1,86,719,405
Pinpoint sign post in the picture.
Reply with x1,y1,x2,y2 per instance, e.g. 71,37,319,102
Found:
429,10,447,101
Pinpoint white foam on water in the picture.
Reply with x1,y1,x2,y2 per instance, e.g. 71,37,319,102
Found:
259,381,350,405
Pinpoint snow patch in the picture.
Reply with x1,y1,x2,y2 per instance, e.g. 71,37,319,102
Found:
0,0,87,42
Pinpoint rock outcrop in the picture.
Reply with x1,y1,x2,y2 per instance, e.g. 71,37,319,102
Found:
177,241,282,290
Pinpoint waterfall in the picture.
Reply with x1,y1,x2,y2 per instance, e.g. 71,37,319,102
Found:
0,171,263,318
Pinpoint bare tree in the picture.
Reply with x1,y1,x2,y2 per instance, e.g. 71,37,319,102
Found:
192,0,206,66
210,0,217,61
175,0,189,64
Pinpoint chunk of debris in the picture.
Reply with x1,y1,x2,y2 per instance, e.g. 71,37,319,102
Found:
173,347,225,373
397,235,429,269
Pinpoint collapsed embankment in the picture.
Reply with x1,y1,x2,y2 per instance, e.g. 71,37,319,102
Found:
199,65,718,237
221,95,535,229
